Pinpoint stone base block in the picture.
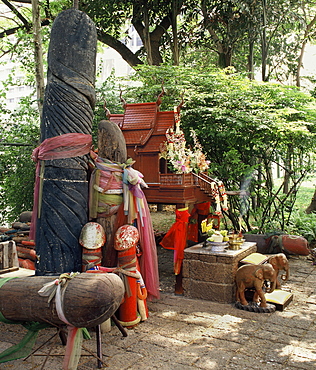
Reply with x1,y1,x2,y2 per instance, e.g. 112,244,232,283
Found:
182,242,256,303
183,279,236,303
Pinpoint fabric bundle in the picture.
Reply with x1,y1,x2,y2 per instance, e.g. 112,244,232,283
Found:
89,150,125,219
30,133,92,240
160,208,191,275
89,152,160,300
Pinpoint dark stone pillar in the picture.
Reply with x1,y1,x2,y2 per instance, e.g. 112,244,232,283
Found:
35,9,97,275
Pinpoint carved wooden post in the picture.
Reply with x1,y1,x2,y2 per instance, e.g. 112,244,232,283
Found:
97,120,127,266
35,9,97,275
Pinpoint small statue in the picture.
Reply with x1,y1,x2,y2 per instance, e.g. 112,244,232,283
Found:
267,253,289,288
235,263,276,309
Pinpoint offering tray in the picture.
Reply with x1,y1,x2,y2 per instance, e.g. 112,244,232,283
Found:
205,241,228,252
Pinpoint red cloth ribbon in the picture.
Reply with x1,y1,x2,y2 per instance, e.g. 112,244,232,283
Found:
187,202,211,243
160,208,190,275
30,133,92,240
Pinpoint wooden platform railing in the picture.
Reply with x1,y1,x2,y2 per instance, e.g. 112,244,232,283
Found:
158,172,220,199
159,173,195,186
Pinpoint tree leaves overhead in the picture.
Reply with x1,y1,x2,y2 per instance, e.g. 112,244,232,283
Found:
1,1,316,229
1,0,316,79
81,0,132,38
81,0,184,66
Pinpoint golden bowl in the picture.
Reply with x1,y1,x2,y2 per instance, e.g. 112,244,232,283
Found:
228,237,245,250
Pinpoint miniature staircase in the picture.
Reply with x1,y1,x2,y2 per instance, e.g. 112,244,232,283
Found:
192,172,218,199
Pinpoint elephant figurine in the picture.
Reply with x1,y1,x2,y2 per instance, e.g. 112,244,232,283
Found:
235,263,276,308
267,253,289,289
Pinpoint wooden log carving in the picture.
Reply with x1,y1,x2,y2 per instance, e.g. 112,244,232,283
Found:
0,273,124,328
98,120,127,162
35,9,97,275
97,120,127,267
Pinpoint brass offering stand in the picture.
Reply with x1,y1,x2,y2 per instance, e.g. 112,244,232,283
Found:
228,233,245,250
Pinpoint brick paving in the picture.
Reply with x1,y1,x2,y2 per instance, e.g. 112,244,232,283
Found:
0,253,316,369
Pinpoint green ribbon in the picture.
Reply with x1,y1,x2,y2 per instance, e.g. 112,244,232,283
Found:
0,276,91,363
0,277,49,363
0,322,49,363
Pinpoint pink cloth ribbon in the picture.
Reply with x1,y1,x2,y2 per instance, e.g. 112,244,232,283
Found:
30,133,92,240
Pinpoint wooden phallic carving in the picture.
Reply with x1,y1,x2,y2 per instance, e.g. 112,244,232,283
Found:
0,274,124,327
96,119,127,266
35,9,97,275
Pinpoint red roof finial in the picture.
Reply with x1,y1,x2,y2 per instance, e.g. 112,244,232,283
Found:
103,101,111,120
156,81,165,111
119,88,127,111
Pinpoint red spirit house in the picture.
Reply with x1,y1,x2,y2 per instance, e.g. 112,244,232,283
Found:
106,93,226,213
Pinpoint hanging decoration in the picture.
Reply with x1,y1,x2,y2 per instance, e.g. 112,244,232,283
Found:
89,151,160,300
159,105,210,174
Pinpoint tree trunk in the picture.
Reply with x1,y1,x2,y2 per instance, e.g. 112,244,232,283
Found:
132,3,171,66
31,0,44,119
261,0,268,81
296,13,316,88
296,39,307,88
97,31,143,68
201,0,233,69
0,273,124,327
305,187,316,214
248,40,255,80
171,0,179,66
142,4,153,65
283,144,292,194
224,50,232,68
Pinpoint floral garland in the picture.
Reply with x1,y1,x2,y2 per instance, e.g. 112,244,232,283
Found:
159,127,210,174
189,130,210,173
159,110,228,215
212,181,229,215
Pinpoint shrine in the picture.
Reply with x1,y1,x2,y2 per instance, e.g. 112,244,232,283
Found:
105,91,231,295
105,92,226,211
0,3,301,369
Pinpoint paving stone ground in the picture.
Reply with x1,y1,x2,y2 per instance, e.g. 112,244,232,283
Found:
0,250,315,369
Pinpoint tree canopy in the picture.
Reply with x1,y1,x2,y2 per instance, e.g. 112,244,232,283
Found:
1,0,316,84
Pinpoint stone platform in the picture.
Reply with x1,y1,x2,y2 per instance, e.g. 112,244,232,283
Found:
182,242,256,303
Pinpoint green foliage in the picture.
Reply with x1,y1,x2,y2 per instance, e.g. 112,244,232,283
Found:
281,180,316,243
2,60,316,233
284,210,316,245
93,71,125,145
82,0,132,38
0,97,40,224
115,65,316,232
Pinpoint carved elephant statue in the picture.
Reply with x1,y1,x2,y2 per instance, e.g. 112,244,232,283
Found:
267,253,289,289
235,263,276,307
